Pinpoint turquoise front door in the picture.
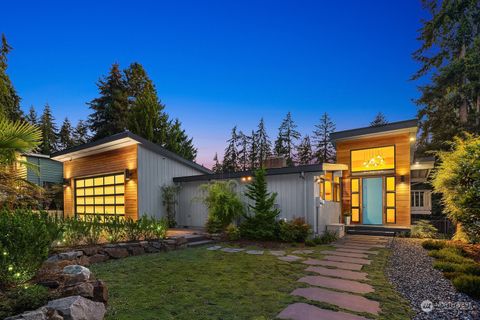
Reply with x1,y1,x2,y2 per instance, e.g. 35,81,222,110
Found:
362,177,383,225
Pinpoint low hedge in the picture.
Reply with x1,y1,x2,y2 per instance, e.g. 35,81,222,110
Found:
452,275,480,299
422,239,446,251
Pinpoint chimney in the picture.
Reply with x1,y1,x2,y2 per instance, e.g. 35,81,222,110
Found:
262,156,287,169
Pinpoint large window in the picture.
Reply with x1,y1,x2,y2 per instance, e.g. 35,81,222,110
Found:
351,146,395,172
75,173,125,220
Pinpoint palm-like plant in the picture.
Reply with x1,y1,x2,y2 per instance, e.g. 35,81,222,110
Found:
0,116,42,165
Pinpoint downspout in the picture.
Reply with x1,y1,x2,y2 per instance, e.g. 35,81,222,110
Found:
300,171,307,222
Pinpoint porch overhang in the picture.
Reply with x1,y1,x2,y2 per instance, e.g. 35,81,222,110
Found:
410,157,435,183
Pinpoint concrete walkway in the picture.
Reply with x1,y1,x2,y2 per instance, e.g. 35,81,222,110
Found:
277,235,390,320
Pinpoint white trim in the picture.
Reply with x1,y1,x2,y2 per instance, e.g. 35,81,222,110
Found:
51,138,139,162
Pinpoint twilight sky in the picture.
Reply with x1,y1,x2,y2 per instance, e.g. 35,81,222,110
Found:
1,0,427,168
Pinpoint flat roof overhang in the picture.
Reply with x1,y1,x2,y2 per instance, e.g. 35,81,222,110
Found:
331,119,418,142
411,157,435,183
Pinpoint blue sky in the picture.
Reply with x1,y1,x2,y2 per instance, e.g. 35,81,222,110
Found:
1,0,426,167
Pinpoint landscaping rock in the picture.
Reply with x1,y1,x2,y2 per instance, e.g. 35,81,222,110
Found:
127,245,145,256
81,246,100,256
58,251,83,261
278,303,368,320
269,250,286,256
151,241,166,250
292,249,314,255
302,258,363,271
323,255,371,265
175,236,188,246
92,280,109,303
305,266,368,281
103,247,129,259
245,250,264,255
63,282,94,299
88,254,109,264
144,246,161,253
298,275,374,294
206,245,222,251
220,248,245,253
76,255,90,267
5,307,48,320
278,255,303,262
46,255,60,263
63,265,91,281
47,296,106,320
37,280,61,289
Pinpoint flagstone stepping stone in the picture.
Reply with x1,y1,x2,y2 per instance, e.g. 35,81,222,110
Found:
320,250,369,259
292,249,314,255
334,244,381,251
298,275,374,294
277,302,369,320
291,287,380,315
302,258,363,271
341,241,386,247
245,250,264,255
305,266,368,281
324,255,372,265
206,246,222,251
278,255,303,262
269,250,286,256
220,248,245,253
336,248,379,255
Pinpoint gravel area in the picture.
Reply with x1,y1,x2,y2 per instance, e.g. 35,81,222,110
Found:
387,238,480,320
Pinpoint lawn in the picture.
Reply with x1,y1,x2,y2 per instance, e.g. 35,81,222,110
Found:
91,243,413,320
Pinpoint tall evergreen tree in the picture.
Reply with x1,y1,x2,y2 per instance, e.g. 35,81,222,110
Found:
313,113,336,163
212,153,222,173
39,104,58,154
274,112,300,166
164,119,197,161
413,0,480,152
237,130,250,171
58,118,74,150
223,126,240,172
0,34,22,121
248,130,258,169
25,106,38,125
88,63,129,140
370,112,388,127
295,135,314,165
255,118,272,167
73,120,90,146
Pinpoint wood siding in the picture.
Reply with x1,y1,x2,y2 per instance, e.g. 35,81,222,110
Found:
337,133,411,226
63,145,138,220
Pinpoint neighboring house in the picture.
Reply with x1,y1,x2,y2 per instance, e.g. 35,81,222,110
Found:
21,153,63,187
51,119,433,235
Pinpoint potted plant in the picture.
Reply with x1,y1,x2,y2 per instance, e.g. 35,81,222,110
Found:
343,211,351,225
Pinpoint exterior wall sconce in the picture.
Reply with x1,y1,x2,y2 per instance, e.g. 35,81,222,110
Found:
63,178,71,187
400,175,406,183
125,169,132,181
241,176,252,182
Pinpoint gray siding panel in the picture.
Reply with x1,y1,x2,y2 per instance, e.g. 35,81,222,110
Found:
26,156,63,185
137,145,205,219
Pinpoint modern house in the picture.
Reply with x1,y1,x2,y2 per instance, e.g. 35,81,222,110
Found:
51,119,433,235
18,153,63,187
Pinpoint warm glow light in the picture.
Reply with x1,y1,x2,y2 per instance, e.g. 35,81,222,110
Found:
409,137,415,142
351,146,395,172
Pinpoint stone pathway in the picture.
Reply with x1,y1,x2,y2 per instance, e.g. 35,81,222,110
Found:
277,235,391,320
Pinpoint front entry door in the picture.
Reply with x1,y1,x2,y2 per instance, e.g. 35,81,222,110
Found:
362,177,383,224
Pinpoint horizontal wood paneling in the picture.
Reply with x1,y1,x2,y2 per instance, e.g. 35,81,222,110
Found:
63,145,138,220
337,133,411,226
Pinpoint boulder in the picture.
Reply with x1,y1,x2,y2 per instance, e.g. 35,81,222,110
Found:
37,280,60,289
144,246,160,253
81,246,100,256
76,255,90,267
103,247,129,259
175,237,188,246
127,245,144,256
58,251,83,261
5,307,48,320
47,296,106,320
63,265,91,281
88,254,109,264
151,241,165,250
62,282,94,299
46,255,60,263
92,280,109,303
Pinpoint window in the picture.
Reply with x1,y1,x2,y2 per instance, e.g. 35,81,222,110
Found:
411,191,425,208
385,176,395,223
75,173,125,220
351,178,360,222
319,172,341,202
351,146,395,172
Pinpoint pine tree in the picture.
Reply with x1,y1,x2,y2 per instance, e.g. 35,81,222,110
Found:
296,135,314,165
222,126,239,172
370,112,388,127
73,120,90,146
255,118,272,167
58,118,74,150
88,63,129,140
39,104,58,154
274,112,300,166
248,130,258,169
413,0,480,152
25,106,38,125
237,130,250,171
313,113,336,163
0,34,22,121
164,119,197,161
212,153,222,173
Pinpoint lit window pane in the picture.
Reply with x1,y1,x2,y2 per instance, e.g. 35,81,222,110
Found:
85,197,94,205
76,206,85,213
115,174,125,184
85,188,94,196
351,146,395,172
334,176,340,184
104,186,115,195
352,194,359,207
77,197,85,205
95,206,104,214
387,193,395,207
387,209,395,223
84,179,94,187
386,177,395,191
351,179,359,193
95,197,104,205
352,208,360,222
324,180,332,201
104,196,115,204
77,189,85,196
94,187,103,195
76,180,84,188
105,206,115,214
94,177,103,186
115,196,124,204
116,206,125,214
116,185,125,194
104,176,115,185
85,206,94,213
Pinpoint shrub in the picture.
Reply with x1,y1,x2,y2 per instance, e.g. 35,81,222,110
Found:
279,218,311,243
429,247,473,264
411,220,438,238
138,216,168,240
433,261,464,273
463,264,480,276
452,275,480,299
0,209,61,289
84,215,104,245
124,218,143,241
161,185,181,228
62,218,89,246
104,217,125,243
199,180,244,233
305,239,316,247
225,224,240,241
0,285,50,318
240,168,280,240
313,230,338,245
422,239,446,250
151,217,168,240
